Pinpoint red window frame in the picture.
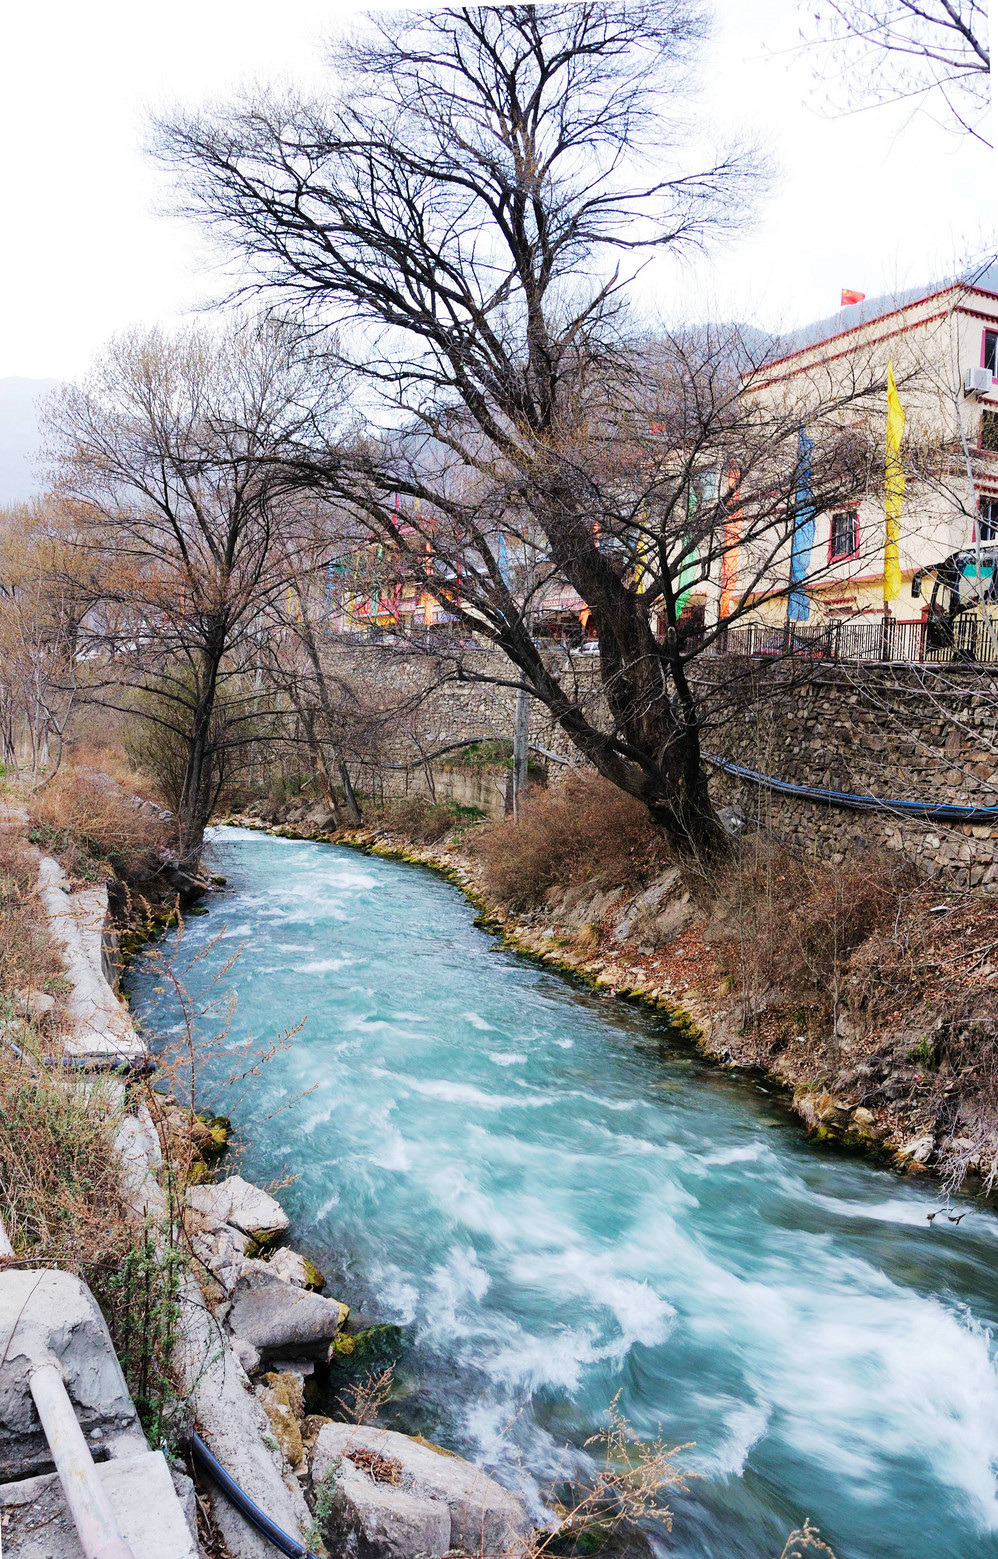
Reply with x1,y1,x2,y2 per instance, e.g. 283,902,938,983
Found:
982,328,998,378
827,508,860,563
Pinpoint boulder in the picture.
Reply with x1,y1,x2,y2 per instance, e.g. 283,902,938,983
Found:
225,1268,348,1361
314,1450,451,1559
14,989,55,1023
312,1424,533,1559
899,1133,935,1166
257,1374,305,1470
268,1248,322,1289
177,1277,311,1559
187,1175,289,1242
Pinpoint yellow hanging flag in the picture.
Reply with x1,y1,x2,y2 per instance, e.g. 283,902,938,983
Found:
884,360,905,604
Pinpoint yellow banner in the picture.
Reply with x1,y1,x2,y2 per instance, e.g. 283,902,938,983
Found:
884,360,905,604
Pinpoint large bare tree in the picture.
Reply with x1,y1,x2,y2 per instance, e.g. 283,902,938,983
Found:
156,2,880,856
46,321,342,865
802,0,990,142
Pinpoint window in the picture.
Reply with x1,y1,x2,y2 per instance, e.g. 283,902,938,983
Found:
984,330,998,376
981,411,998,453
829,509,859,560
978,498,998,541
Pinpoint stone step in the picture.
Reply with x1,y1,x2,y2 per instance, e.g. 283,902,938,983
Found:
0,1449,198,1559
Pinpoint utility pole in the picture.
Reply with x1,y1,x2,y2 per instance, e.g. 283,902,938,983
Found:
512,685,530,817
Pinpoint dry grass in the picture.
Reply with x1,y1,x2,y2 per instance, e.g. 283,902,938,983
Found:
377,794,479,844
0,1047,126,1261
28,767,166,883
472,775,669,911
65,739,164,805
712,840,916,1005
0,825,60,995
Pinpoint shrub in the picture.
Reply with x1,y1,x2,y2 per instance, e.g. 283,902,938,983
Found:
0,1046,187,1444
0,826,60,992
379,795,476,844
28,769,166,883
471,773,668,910
714,839,916,1003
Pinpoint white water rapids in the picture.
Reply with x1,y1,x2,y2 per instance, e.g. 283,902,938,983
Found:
127,828,998,1559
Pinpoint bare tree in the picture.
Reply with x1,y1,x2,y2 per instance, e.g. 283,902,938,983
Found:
802,0,991,143
156,2,882,856
259,559,366,825
45,321,342,866
0,503,81,781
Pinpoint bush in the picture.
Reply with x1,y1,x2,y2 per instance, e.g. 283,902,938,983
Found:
0,1047,186,1445
379,795,477,844
0,826,60,992
28,768,166,883
714,840,916,1002
471,774,668,910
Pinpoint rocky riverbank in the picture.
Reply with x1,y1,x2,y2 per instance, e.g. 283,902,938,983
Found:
221,804,997,1200
0,799,535,1559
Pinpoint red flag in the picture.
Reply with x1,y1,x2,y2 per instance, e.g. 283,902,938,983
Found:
841,288,865,306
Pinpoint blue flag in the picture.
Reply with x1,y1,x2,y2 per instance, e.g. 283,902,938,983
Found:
788,427,815,622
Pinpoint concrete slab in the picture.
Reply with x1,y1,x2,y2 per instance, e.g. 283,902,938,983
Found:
36,858,143,1059
0,1449,199,1558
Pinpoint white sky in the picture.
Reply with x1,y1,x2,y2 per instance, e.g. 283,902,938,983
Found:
1,0,993,382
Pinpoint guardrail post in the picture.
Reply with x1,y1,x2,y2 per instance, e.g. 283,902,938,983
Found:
28,1361,137,1559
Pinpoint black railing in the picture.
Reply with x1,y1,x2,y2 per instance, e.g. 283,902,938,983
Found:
707,614,998,667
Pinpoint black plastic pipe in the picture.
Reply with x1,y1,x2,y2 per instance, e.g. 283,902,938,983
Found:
1,1037,155,1076
707,754,998,824
190,1433,323,1559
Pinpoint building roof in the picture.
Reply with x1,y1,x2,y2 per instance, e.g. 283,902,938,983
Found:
762,261,998,372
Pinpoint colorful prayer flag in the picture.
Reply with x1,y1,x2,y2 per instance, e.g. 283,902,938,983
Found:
788,426,815,622
884,361,905,604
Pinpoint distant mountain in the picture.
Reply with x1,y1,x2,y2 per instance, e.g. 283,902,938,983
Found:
0,377,62,506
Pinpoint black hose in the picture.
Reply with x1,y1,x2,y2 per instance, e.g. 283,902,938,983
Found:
1,1036,155,1075
190,1433,323,1559
706,754,998,824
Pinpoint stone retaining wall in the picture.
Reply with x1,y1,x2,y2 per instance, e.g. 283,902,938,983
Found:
322,643,998,883
703,660,998,887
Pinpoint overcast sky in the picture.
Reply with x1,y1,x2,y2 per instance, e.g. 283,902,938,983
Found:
1,0,992,383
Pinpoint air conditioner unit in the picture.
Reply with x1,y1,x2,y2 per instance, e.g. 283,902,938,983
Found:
965,365,992,395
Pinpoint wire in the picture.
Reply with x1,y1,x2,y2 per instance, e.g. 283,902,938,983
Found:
706,755,998,824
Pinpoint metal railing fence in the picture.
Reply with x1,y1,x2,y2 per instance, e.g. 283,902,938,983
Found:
697,614,998,667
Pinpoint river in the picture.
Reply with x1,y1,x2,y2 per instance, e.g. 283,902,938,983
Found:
126,826,998,1559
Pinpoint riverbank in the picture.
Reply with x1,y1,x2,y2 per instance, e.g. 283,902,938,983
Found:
221,797,998,1198
0,790,547,1559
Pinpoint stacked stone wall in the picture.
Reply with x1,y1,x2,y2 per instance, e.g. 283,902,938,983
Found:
321,643,998,883
702,660,998,887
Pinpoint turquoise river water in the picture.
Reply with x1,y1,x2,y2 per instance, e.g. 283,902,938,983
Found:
126,826,998,1559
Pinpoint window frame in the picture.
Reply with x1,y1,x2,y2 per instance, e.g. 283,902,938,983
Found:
979,409,998,454
977,496,998,542
827,507,861,563
982,328,998,377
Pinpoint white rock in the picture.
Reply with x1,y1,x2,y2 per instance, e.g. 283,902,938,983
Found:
901,1134,935,1165
14,988,55,1022
267,1249,310,1288
312,1424,533,1559
232,1337,262,1376
177,1277,310,1559
35,859,142,1059
313,1451,451,1559
115,1105,167,1221
186,1175,289,1241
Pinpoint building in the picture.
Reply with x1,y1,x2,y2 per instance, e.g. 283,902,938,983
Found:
737,273,998,636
